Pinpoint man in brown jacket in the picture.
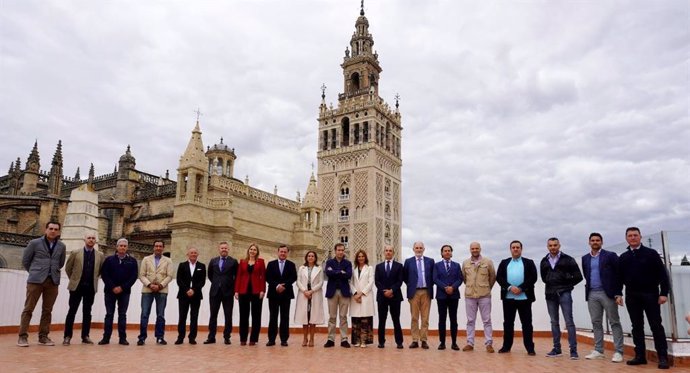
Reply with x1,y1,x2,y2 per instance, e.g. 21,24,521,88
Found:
461,242,496,352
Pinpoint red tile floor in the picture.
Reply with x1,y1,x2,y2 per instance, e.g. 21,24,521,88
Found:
0,328,676,372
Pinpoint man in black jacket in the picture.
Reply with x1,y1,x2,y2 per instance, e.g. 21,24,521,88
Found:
175,247,206,345
540,237,583,359
496,240,537,355
618,227,670,369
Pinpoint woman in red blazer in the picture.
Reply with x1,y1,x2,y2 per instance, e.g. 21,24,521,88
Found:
234,243,266,345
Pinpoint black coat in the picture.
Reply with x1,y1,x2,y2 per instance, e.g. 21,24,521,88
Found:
496,256,538,302
265,259,297,300
176,261,207,300
207,256,237,297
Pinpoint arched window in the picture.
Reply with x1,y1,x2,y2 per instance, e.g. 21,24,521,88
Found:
341,117,350,147
339,182,350,201
339,207,349,222
350,72,360,91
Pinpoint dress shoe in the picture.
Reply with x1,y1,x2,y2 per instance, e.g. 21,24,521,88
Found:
527,351,536,356
486,345,495,353
17,336,29,347
437,343,446,350
81,337,94,345
97,339,110,345
626,356,648,365
462,344,474,351
136,339,144,346
421,341,429,349
340,340,351,348
38,336,55,346
378,344,385,348
451,344,460,351
240,341,247,346
119,339,130,346
658,357,669,369
174,339,184,345
189,339,197,345
498,347,510,353
409,341,419,349
396,344,404,349
203,339,216,344
224,338,231,345
248,341,256,346
156,338,167,345
62,337,71,346
281,341,289,347
323,340,335,348
266,341,276,346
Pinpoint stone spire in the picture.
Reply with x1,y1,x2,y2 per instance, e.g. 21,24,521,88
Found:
74,167,81,181
301,171,319,209
26,140,40,172
179,121,207,171
87,163,95,187
48,140,63,195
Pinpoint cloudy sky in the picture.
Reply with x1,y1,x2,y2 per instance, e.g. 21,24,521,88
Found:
1,0,688,261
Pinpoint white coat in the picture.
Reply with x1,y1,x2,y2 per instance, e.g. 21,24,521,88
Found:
294,265,325,325
349,264,375,317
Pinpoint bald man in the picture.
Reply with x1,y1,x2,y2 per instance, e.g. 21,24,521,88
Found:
462,242,496,352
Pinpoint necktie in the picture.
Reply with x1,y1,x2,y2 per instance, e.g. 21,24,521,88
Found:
416,258,424,288
386,261,391,275
220,257,226,271
446,261,450,273
280,260,284,275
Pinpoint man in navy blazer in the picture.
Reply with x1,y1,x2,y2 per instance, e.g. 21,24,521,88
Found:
403,241,435,349
323,243,353,348
204,241,237,345
433,244,463,350
581,232,623,362
265,244,297,346
374,245,404,349
175,247,206,345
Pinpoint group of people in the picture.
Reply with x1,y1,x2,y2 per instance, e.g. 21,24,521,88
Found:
16,222,673,369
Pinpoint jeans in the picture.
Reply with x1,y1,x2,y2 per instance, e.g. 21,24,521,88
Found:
139,292,167,340
546,290,576,351
103,291,130,341
64,285,96,339
587,290,623,353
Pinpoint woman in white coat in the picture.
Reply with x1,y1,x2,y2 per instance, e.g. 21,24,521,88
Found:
294,250,324,347
350,249,375,347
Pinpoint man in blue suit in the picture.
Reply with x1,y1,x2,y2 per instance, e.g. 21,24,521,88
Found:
374,245,404,349
581,232,624,363
433,244,463,350
403,241,434,349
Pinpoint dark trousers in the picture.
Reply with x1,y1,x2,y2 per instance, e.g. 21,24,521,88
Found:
103,291,131,341
377,299,403,346
64,285,95,339
501,299,534,352
238,293,263,343
207,294,233,341
437,298,459,345
268,297,291,343
177,296,201,341
626,292,668,358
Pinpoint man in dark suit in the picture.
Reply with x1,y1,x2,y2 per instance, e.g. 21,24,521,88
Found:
17,221,67,347
265,244,297,346
323,243,353,348
496,240,537,355
581,232,624,363
618,227,670,369
175,247,206,345
433,244,463,351
375,245,404,349
204,241,237,345
403,241,435,349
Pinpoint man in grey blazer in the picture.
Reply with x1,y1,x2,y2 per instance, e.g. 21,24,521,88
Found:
62,232,105,346
17,221,67,347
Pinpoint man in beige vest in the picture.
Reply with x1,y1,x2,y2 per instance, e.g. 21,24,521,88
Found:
136,240,173,345
62,232,104,345
462,242,496,352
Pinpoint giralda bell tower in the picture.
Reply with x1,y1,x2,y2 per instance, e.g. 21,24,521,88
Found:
317,3,402,261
